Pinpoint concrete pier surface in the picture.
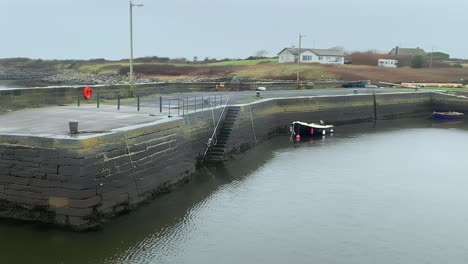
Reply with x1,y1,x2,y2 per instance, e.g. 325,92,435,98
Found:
0,88,413,136
0,104,164,136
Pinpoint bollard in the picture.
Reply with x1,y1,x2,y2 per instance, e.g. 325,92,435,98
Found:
69,121,79,134
256,91,261,97
117,94,121,110
97,93,100,108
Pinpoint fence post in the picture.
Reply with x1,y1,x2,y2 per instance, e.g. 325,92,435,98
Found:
97,93,100,108
137,96,140,111
177,99,180,116
159,96,162,113
77,90,80,107
117,93,120,110
182,99,185,116
202,96,204,110
194,96,197,112
168,99,171,117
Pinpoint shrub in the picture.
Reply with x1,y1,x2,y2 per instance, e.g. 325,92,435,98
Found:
411,55,427,68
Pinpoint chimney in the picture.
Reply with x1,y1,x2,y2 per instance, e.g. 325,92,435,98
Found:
395,46,399,55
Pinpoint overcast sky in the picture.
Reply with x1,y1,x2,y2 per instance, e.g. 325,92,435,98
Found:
1,0,467,60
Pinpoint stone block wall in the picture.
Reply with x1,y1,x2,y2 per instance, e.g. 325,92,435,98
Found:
0,107,224,229
223,93,433,157
0,92,442,229
431,92,468,112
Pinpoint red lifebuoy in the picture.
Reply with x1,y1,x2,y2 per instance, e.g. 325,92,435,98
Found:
82,87,93,100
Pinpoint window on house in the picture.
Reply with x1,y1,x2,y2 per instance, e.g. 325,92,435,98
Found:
302,55,312,61
318,56,323,60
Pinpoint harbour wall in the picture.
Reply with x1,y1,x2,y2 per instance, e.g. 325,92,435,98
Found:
223,92,434,156
0,92,454,229
0,81,349,112
0,108,225,229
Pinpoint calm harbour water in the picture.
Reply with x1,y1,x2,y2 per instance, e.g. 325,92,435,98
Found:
2,118,468,264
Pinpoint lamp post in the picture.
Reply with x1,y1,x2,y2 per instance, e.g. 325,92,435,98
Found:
297,34,306,89
129,0,143,97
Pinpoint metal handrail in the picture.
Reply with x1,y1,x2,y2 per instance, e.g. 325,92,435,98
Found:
202,96,230,161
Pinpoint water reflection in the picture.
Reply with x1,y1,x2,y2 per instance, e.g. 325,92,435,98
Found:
2,117,468,264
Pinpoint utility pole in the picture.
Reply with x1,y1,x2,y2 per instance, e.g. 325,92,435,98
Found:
429,46,434,69
297,34,306,89
129,1,143,97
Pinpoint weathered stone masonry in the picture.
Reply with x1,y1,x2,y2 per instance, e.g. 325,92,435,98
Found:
1,92,466,229
0,108,224,229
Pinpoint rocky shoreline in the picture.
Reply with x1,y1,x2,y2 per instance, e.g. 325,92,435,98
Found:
0,68,154,87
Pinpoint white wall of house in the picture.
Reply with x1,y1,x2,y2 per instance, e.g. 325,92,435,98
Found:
278,50,296,63
301,51,344,64
300,50,319,63
278,49,345,64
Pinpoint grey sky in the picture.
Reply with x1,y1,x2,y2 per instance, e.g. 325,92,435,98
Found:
1,0,467,60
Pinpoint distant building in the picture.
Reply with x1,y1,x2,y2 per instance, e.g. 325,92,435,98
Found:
388,46,426,57
277,48,345,64
378,59,398,68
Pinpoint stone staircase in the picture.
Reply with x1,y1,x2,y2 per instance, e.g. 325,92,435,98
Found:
205,107,240,162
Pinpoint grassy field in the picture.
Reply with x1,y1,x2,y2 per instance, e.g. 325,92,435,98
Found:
206,58,277,66
79,59,278,73
3,57,468,83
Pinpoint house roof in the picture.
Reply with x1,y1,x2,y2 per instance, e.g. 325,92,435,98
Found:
278,48,345,57
388,47,426,56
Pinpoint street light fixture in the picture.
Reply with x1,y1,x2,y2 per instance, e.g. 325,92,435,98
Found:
297,34,306,89
129,0,143,97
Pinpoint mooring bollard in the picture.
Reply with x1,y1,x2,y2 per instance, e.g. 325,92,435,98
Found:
69,121,79,134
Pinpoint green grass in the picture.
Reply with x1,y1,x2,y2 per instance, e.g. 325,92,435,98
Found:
207,59,277,66
234,63,332,80
414,86,468,92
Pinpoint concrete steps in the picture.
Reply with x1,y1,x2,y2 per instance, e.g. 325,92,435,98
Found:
205,107,240,162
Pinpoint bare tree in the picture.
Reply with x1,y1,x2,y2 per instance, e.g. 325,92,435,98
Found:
255,50,268,58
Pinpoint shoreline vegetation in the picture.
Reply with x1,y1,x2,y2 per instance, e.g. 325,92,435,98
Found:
1,56,468,87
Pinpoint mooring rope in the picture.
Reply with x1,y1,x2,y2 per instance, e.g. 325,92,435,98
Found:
123,131,142,200
249,104,257,143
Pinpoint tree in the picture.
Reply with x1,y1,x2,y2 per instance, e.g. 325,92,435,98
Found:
411,55,427,68
255,50,268,58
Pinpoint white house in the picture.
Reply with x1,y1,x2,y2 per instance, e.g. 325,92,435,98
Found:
277,48,345,64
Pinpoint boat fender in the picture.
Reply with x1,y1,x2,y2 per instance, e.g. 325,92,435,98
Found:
310,128,314,135
296,135,301,141
322,130,326,135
